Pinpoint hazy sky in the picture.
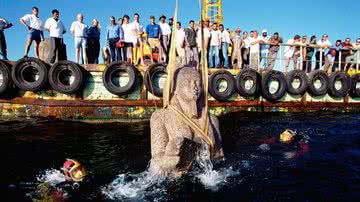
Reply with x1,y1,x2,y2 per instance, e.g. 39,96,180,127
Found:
1,0,359,68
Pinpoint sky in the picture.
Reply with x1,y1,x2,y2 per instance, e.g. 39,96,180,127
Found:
1,0,359,66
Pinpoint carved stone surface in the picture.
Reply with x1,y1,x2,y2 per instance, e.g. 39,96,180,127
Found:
149,66,224,176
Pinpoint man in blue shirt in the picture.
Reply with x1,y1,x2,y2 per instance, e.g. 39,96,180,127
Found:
106,16,124,62
146,16,162,63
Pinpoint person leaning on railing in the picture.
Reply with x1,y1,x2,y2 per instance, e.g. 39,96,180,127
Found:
315,34,332,70
303,35,317,73
242,31,250,67
249,30,261,71
342,38,354,71
284,35,300,73
266,32,283,72
347,39,360,70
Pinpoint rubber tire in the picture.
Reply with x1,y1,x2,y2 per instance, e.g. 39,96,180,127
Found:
235,68,261,98
328,72,350,98
286,70,309,96
102,61,137,96
0,60,11,96
308,70,329,96
261,70,287,102
349,74,360,98
11,57,48,91
209,70,236,101
49,61,84,94
144,63,167,97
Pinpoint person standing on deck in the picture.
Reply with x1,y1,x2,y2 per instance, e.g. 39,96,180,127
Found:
259,29,269,70
284,35,301,73
146,16,162,64
122,15,133,63
303,35,317,73
219,24,231,68
175,22,186,66
0,17,12,60
342,38,354,72
242,31,250,67
20,6,44,58
231,28,243,69
315,34,332,70
70,13,88,64
185,20,199,68
117,18,125,61
249,30,260,71
44,9,66,64
130,13,144,65
159,15,171,62
266,32,283,72
196,20,211,62
87,19,101,64
208,23,221,68
105,16,122,62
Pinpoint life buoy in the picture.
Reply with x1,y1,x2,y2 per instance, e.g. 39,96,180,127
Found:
235,68,261,98
209,70,236,101
328,72,350,98
49,61,84,94
0,60,11,96
349,74,360,98
261,70,287,102
308,70,329,96
286,70,308,96
11,57,48,91
102,61,137,96
144,63,167,97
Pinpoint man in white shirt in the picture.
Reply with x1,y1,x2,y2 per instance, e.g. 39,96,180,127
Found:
259,29,269,69
196,20,210,53
175,22,186,66
130,13,144,65
121,15,133,62
44,9,66,63
20,6,44,58
219,24,231,68
159,15,171,62
209,23,221,68
249,30,260,71
315,34,332,70
70,13,88,64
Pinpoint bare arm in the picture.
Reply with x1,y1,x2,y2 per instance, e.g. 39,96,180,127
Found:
20,19,30,30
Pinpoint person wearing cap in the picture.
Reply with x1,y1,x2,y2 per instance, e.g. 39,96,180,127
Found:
175,22,186,66
44,9,66,64
219,24,231,68
266,32,283,72
70,13,88,64
209,23,222,68
159,15,171,62
259,29,269,70
284,35,301,73
20,6,44,58
0,17,12,60
106,16,123,62
185,20,199,68
87,19,101,64
249,30,261,71
231,28,243,69
146,16,162,63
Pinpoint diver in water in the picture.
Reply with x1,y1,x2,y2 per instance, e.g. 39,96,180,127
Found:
259,129,310,159
31,159,89,201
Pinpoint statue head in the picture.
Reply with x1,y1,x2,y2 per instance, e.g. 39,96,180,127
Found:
172,67,202,119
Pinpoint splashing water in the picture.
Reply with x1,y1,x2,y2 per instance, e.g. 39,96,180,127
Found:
102,171,169,201
194,144,239,191
36,169,65,186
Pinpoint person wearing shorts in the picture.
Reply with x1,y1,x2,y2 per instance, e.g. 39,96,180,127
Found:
130,13,144,65
20,6,44,58
70,13,88,64
146,16,162,64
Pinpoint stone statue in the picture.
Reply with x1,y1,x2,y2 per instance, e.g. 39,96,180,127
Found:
149,66,224,176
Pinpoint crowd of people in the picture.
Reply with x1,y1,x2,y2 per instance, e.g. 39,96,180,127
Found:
0,6,360,73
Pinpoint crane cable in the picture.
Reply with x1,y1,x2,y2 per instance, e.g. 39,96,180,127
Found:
162,0,214,159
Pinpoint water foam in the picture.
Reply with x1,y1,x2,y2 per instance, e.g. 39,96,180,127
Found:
36,169,65,186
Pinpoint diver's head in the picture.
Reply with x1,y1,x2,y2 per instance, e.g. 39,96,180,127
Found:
63,159,87,182
279,129,297,144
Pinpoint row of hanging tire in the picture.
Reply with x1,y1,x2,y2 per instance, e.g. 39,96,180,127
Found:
0,58,359,102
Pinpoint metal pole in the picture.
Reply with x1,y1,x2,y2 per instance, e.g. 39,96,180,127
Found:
300,45,303,70
279,44,282,71
338,50,342,71
320,49,323,70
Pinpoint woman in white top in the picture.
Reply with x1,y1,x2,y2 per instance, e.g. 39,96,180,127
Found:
242,31,250,66
130,13,144,65
20,6,44,58
284,35,301,73
121,15,132,62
